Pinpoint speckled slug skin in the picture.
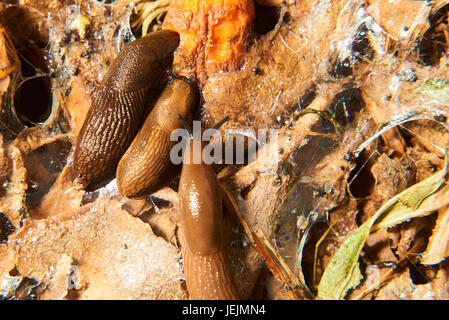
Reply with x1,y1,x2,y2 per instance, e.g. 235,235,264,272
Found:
178,141,239,300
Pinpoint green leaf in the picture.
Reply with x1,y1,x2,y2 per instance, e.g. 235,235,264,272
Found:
316,151,449,300
316,221,372,300
416,79,449,106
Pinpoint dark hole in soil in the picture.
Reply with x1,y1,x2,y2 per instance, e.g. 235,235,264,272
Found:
347,150,376,198
320,86,364,133
301,220,330,293
351,23,374,63
418,4,449,66
18,54,37,78
408,262,430,285
13,75,52,126
17,46,49,77
328,86,365,127
254,3,280,35
406,221,437,285
330,57,353,79
9,266,20,277
329,23,374,78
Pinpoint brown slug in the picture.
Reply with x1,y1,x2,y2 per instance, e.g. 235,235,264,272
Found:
116,79,198,199
72,30,180,190
178,119,238,300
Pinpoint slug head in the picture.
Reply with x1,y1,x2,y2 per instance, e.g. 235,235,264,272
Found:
72,157,111,191
103,30,180,91
151,79,198,133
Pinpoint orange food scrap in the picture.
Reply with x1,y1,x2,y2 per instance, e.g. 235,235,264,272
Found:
163,0,255,82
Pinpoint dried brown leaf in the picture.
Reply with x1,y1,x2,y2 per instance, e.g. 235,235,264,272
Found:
422,205,449,265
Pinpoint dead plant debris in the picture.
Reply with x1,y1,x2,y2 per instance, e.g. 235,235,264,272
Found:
1,0,449,300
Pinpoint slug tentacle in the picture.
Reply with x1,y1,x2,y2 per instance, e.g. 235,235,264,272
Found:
72,30,180,190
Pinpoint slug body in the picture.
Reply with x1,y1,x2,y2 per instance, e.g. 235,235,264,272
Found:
116,79,198,199
179,140,238,300
72,30,180,190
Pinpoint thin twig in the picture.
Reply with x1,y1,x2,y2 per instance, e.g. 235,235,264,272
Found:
219,182,310,299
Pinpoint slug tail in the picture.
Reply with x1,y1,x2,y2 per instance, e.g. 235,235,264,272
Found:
182,240,238,300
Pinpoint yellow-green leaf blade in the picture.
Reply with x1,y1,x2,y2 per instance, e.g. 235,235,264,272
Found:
316,153,448,300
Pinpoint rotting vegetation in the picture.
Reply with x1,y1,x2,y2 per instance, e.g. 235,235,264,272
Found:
0,0,448,300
